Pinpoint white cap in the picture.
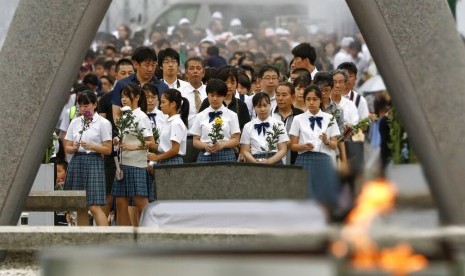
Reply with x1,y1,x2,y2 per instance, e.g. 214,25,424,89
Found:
275,28,290,36
178,18,190,25
265,27,275,37
230,18,242,27
340,36,355,47
212,11,223,20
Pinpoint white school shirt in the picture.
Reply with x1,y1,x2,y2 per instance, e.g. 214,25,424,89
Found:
158,114,187,156
65,113,112,153
334,96,359,126
190,105,240,143
289,110,340,161
147,107,168,135
180,83,207,132
240,117,289,155
163,78,189,90
344,90,369,120
120,108,153,168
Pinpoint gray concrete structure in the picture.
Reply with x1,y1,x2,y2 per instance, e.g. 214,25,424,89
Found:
0,0,111,227
346,0,465,225
153,163,308,200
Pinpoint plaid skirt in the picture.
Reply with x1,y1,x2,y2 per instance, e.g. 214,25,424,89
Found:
112,165,149,198
295,151,340,207
64,152,105,206
157,155,184,165
197,148,236,163
253,153,284,165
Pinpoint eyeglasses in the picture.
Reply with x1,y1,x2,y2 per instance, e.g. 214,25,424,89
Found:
262,76,279,81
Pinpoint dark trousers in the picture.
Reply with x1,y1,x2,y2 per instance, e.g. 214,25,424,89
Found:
182,136,200,163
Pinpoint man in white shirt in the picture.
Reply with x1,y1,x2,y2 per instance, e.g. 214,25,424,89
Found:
333,37,355,69
180,57,207,162
291,42,318,79
258,65,281,113
331,70,359,126
337,62,369,120
158,48,189,90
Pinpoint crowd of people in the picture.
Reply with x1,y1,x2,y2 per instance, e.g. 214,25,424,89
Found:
52,13,391,226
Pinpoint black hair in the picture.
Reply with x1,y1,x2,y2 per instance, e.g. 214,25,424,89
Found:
184,56,204,71
313,71,334,89
131,46,157,64
83,73,99,87
207,45,220,56
303,85,323,104
56,159,68,171
121,83,147,112
202,67,218,83
141,83,159,97
238,64,255,77
158,47,180,65
337,61,358,75
252,92,271,107
291,43,317,65
84,49,96,61
216,66,238,83
238,72,251,91
100,75,115,86
162,88,189,126
77,90,98,105
276,82,295,95
115,58,134,73
94,57,106,67
293,75,311,89
206,79,228,97
104,45,116,53
104,60,117,71
292,68,311,81
258,65,280,78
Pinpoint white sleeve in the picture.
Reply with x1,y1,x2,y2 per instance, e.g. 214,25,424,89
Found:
59,108,71,132
239,123,251,145
229,111,241,135
64,118,77,141
358,97,370,120
140,116,153,137
100,119,113,142
288,118,300,137
170,120,187,144
277,122,290,143
328,116,341,138
190,113,202,136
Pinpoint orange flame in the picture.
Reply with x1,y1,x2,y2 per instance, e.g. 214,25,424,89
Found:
331,178,428,275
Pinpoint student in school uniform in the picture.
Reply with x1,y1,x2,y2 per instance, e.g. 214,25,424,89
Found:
141,83,168,207
64,90,112,226
147,88,189,165
112,83,156,226
192,79,240,163
240,92,288,164
289,85,341,208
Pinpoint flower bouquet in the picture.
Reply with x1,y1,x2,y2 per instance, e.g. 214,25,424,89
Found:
114,106,146,179
78,110,93,143
338,115,378,142
206,117,224,155
260,123,285,160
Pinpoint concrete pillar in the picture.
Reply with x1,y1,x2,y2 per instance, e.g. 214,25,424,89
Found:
0,0,111,226
346,0,465,224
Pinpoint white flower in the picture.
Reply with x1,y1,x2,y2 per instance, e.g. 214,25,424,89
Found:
121,106,131,112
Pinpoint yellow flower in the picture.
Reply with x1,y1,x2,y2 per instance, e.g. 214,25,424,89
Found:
214,117,223,125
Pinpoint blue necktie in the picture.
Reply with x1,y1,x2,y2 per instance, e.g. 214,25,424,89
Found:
309,116,323,130
148,113,157,125
254,122,270,136
209,111,223,122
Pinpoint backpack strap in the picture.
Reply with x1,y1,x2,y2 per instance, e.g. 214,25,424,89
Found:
355,94,361,108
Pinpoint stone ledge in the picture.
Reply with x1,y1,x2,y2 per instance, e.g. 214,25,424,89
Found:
24,191,86,211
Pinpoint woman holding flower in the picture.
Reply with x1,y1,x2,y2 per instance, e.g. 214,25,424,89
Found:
192,79,240,162
289,85,341,207
240,92,288,164
64,90,112,226
112,83,155,226
147,88,189,165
